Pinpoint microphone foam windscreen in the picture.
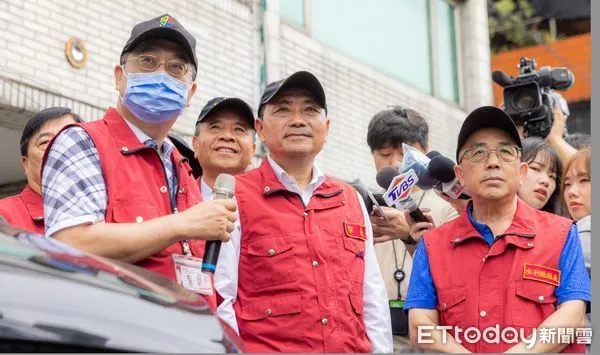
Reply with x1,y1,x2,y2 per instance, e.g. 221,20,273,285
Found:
428,156,457,183
376,166,400,189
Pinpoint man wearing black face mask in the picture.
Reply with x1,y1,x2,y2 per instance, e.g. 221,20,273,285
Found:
40,15,236,309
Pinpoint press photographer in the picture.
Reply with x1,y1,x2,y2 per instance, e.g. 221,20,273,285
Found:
366,106,459,351
493,57,580,167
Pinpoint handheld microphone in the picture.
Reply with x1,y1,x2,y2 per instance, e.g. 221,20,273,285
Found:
202,173,235,274
375,167,429,223
428,155,470,200
349,179,388,220
492,70,514,88
426,151,442,159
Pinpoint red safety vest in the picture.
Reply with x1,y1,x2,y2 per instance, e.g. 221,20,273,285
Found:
0,185,44,234
43,108,216,309
423,198,584,353
233,159,372,353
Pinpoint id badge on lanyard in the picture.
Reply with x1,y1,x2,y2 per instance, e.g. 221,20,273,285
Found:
172,241,213,295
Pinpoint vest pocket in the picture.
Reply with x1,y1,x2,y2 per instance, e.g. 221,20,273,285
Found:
349,290,364,315
240,292,302,321
436,286,467,327
512,279,557,327
340,236,366,284
242,237,297,288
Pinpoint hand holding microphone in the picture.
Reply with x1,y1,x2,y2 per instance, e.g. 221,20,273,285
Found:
376,166,431,245
404,208,435,243
376,166,429,223
202,174,236,274
349,178,411,243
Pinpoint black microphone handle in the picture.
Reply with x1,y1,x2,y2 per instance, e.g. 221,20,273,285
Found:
202,240,222,273
409,207,429,223
201,175,235,274
405,198,429,223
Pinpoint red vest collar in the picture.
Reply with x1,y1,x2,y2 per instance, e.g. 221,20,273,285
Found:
20,185,43,221
103,108,187,166
257,159,342,198
103,108,148,152
451,198,537,248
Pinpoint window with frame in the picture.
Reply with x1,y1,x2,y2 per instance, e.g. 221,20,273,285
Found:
278,0,460,104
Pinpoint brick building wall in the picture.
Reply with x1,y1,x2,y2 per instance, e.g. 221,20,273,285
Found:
0,0,492,191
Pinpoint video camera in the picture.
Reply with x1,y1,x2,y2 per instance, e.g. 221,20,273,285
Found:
492,57,574,138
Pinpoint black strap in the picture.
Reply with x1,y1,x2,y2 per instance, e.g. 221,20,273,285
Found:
392,190,427,300
391,241,408,299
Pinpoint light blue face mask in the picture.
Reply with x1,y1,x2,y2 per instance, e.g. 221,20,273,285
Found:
121,70,190,124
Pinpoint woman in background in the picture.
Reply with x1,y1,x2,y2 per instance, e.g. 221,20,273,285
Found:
563,148,591,272
562,148,592,353
518,137,562,213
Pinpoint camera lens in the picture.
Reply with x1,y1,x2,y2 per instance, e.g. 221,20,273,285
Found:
512,89,536,111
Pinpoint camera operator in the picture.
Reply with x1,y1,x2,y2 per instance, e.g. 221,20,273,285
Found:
366,106,458,351
494,57,580,169
544,104,579,167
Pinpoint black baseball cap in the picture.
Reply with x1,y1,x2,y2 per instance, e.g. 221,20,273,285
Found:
456,106,522,161
196,97,255,128
121,14,197,71
258,71,327,116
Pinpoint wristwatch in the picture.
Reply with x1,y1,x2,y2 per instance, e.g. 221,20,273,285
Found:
400,234,418,245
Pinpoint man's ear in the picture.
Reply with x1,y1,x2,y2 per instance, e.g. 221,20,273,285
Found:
186,82,197,107
255,119,266,143
454,164,464,185
192,135,199,159
20,155,28,171
114,64,124,93
519,161,528,185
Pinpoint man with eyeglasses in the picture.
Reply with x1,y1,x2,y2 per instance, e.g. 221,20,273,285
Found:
403,106,590,353
40,15,237,309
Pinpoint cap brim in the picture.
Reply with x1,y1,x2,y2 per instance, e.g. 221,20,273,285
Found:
121,27,197,69
260,71,326,114
197,98,255,128
168,134,202,179
456,106,522,161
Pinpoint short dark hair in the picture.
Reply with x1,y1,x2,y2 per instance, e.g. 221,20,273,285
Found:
367,106,429,152
565,133,591,150
20,107,83,157
521,137,562,214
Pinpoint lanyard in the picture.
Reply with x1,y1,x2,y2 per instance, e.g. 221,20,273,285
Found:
392,190,427,300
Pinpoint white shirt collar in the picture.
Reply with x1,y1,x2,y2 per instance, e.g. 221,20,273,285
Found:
200,177,213,201
266,155,326,206
122,118,174,157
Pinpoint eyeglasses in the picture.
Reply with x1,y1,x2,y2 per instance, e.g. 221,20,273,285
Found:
124,54,191,78
459,144,521,164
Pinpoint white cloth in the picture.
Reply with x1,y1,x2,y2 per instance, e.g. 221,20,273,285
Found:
200,177,213,202
214,155,393,352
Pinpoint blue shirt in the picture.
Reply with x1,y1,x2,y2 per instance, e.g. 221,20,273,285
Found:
404,205,591,311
